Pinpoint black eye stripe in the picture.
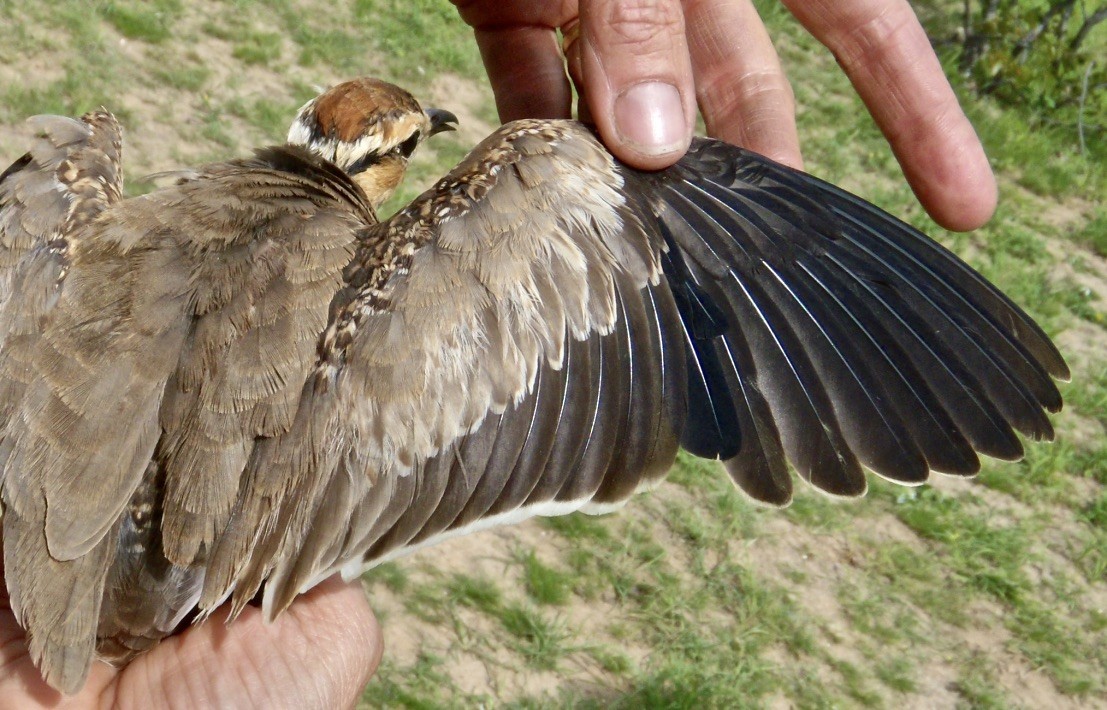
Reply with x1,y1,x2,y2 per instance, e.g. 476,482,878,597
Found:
345,132,420,175
346,152,382,176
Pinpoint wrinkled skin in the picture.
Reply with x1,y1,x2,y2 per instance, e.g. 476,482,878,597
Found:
0,573,382,709
452,0,997,232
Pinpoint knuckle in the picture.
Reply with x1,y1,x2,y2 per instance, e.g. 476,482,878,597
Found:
696,67,798,158
596,0,684,49
891,96,960,146
831,6,916,73
737,68,794,106
698,67,794,118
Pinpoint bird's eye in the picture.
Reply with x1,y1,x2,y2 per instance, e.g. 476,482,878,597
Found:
396,132,420,159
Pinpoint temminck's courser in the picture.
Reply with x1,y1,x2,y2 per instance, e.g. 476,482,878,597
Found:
0,77,1068,694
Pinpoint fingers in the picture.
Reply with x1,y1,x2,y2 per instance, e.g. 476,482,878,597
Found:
782,0,997,230
112,577,382,709
458,0,994,229
683,0,801,168
577,0,698,169
454,2,577,122
473,27,574,122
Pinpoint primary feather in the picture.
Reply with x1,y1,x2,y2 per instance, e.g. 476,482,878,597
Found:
0,77,1066,694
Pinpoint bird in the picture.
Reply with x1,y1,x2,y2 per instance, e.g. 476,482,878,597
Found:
0,76,1067,695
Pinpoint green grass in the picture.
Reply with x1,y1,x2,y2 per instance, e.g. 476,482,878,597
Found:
232,30,283,65
364,561,409,593
447,573,502,614
359,653,459,709
976,440,1079,505
838,585,920,646
101,0,182,43
894,489,1032,603
874,654,917,694
225,96,302,137
953,662,1013,710
354,0,484,81
150,63,211,92
517,551,573,606
1011,597,1105,696
0,20,126,123
290,25,368,72
972,102,1105,199
1081,490,1107,527
499,604,571,669
1074,204,1107,257
541,511,613,544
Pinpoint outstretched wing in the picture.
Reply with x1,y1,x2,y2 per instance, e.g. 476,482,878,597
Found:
203,120,1066,619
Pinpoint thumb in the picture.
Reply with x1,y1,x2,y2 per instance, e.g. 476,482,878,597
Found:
578,0,697,169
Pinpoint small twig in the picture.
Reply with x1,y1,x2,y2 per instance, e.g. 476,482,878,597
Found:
960,0,1001,74
1059,1,1076,36
1071,5,1107,51
1078,60,1095,156
1015,0,1077,62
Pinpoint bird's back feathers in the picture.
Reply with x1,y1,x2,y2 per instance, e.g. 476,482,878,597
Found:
0,132,372,691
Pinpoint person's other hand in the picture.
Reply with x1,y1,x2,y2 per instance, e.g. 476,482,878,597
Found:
0,575,382,709
452,0,997,231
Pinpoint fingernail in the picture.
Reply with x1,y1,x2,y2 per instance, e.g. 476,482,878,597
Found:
614,81,687,155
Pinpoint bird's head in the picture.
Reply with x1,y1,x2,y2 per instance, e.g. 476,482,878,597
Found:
288,77,457,210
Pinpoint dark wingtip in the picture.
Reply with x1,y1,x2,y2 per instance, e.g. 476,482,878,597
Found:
0,152,32,185
1051,357,1072,384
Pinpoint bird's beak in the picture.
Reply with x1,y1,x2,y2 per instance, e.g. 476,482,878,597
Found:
425,107,459,135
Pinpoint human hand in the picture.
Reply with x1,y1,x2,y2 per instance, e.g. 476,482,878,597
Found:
452,0,997,231
0,574,381,709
